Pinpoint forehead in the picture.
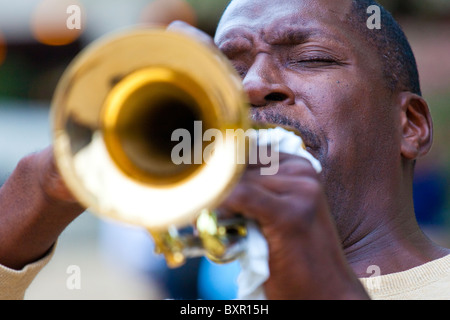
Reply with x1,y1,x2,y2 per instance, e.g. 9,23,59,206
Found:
215,0,354,43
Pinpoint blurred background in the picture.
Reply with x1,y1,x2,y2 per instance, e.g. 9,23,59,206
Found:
0,0,449,299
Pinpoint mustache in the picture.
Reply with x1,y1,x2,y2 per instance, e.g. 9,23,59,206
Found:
250,108,322,153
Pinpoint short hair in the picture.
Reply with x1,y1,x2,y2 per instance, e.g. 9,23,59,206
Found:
349,0,422,96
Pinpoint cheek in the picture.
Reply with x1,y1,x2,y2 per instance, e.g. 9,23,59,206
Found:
300,73,396,169
300,75,367,151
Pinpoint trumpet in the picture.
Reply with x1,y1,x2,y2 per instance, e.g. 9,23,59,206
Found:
51,28,295,268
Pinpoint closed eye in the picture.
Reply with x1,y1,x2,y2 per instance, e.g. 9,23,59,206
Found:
291,57,340,68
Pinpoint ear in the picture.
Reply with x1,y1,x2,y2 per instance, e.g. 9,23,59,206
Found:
399,92,433,160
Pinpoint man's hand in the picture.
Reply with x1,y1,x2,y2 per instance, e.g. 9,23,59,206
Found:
36,146,80,205
0,147,85,270
219,153,369,299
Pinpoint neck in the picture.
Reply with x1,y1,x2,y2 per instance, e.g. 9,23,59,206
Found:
339,168,450,278
344,212,447,278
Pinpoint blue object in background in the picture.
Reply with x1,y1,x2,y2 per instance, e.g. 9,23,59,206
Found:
413,167,448,226
198,258,240,300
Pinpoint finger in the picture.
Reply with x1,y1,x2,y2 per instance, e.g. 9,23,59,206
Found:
241,173,320,196
219,182,284,226
37,147,80,204
245,153,319,179
272,155,319,178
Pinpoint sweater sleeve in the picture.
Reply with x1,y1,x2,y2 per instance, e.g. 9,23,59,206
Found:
0,245,55,300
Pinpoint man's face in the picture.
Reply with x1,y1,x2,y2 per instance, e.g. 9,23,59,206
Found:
214,0,401,235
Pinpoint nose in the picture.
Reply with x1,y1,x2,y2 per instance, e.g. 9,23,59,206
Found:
243,55,295,107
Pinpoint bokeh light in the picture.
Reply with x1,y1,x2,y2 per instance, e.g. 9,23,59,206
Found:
31,0,86,46
0,30,6,67
140,0,197,27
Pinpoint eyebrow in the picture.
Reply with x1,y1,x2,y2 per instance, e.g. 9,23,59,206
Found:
218,38,253,57
217,25,343,52
263,26,334,45
216,28,254,57
216,23,350,61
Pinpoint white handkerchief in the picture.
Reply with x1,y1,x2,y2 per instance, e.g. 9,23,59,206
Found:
237,127,322,300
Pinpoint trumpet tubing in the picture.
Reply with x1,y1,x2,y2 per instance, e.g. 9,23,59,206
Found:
51,28,250,267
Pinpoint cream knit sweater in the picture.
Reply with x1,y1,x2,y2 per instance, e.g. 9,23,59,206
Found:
359,254,450,300
1,251,449,300
0,247,54,300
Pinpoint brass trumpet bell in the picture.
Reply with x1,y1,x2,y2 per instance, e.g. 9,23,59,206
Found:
51,28,250,267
